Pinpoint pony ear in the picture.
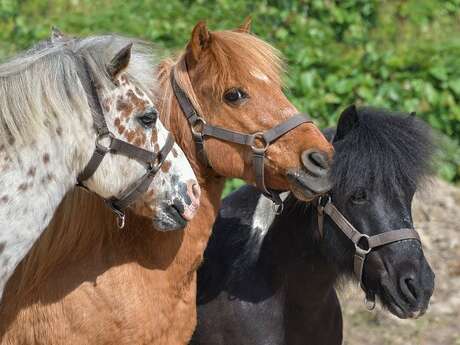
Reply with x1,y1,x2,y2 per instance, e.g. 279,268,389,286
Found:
107,43,133,81
334,104,359,143
50,26,66,43
236,16,252,33
409,111,417,117
187,21,212,66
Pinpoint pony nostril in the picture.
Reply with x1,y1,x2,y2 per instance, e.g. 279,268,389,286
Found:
301,149,330,176
399,275,419,306
310,151,329,169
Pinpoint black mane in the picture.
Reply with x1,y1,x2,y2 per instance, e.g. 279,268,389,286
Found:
329,107,435,196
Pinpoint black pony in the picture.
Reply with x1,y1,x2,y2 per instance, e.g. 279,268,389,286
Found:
191,106,436,345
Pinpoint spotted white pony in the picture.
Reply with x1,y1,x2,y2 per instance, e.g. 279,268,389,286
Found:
0,31,200,300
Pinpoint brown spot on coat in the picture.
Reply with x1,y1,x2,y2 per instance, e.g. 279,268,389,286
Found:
172,148,178,158
43,154,50,164
0,242,5,255
150,129,158,145
56,127,63,136
0,195,8,203
126,130,136,143
160,160,172,173
127,90,147,111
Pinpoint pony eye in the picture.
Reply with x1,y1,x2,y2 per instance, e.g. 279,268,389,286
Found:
137,108,158,128
351,189,367,204
223,88,249,105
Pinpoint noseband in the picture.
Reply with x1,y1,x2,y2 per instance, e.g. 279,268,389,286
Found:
76,57,174,228
316,195,421,309
170,70,312,207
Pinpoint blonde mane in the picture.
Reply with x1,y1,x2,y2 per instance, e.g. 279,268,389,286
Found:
0,35,157,150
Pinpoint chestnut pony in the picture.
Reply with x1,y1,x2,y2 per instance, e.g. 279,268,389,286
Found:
0,20,333,345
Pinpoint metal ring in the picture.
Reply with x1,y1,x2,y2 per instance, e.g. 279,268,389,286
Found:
96,132,114,153
250,132,269,152
355,234,372,255
273,201,284,215
191,118,206,136
117,213,126,229
364,295,376,311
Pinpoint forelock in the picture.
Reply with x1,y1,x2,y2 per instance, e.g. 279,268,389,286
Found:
330,107,435,196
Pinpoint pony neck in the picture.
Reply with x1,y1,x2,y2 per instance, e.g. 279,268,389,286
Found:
0,119,93,300
271,199,339,312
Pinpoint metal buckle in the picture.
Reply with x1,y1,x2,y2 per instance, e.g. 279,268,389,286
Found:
95,132,114,153
106,200,126,229
355,234,371,256
250,132,269,153
191,118,206,136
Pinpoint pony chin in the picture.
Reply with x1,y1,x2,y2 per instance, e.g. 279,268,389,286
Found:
151,204,188,231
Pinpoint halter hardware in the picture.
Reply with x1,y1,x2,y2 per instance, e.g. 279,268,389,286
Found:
170,68,313,208
315,195,421,310
249,132,269,152
76,56,175,229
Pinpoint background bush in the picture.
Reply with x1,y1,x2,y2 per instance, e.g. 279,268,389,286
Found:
1,0,459,192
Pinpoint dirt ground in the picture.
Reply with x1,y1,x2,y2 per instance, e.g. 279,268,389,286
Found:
340,179,460,345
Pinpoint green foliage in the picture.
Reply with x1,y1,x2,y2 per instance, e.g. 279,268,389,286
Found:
1,0,459,189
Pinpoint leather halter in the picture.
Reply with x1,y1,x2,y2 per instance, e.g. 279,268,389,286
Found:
76,56,175,228
170,69,312,207
316,195,421,309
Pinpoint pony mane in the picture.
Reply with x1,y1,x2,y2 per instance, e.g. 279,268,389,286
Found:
158,30,283,127
9,34,159,294
0,34,157,149
330,107,435,196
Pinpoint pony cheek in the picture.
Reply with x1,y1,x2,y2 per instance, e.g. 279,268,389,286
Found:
205,139,245,178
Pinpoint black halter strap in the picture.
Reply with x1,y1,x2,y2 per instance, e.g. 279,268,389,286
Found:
76,55,175,228
170,69,312,207
316,195,421,309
